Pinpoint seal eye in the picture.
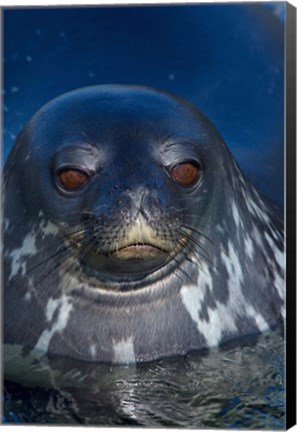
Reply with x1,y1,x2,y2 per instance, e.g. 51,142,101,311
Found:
170,162,200,186
58,169,89,190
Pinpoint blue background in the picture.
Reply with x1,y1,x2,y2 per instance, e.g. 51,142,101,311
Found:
3,3,285,208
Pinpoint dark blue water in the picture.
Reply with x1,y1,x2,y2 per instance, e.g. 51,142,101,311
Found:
3,3,285,428
3,328,284,428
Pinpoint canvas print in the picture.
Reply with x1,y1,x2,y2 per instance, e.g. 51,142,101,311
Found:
2,2,292,428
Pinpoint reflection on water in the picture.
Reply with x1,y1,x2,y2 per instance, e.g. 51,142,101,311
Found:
3,327,284,428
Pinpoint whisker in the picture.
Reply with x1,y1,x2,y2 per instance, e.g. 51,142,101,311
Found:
26,226,88,259
181,223,229,258
181,223,216,245
171,257,195,285
32,250,71,288
31,232,97,290
76,235,100,266
177,238,215,278
23,231,85,277
178,236,212,267
14,230,91,290
178,228,211,259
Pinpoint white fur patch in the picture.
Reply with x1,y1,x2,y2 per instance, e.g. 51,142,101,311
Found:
264,232,285,301
231,200,242,229
113,336,136,364
181,281,237,347
252,225,264,248
38,211,59,237
271,266,285,301
90,344,97,358
180,238,275,347
40,220,59,238
181,263,238,347
24,292,32,302
4,219,10,232
34,295,73,353
264,232,284,269
245,304,269,332
246,196,270,225
223,240,244,290
8,233,37,281
45,297,61,323
216,225,225,235
244,235,254,260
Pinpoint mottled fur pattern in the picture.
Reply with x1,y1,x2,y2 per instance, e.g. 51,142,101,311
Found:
3,86,285,363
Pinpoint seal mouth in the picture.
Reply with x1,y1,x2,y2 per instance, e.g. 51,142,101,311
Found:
81,245,171,281
78,221,179,282
72,215,187,285
111,243,168,260
98,214,175,263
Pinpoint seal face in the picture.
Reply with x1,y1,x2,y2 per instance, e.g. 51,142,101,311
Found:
3,85,285,364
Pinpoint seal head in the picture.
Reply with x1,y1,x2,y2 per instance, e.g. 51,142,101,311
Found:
4,85,285,363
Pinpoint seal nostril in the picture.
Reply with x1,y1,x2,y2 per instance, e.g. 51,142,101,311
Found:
124,187,149,212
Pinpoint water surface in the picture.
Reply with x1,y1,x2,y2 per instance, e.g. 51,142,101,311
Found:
3,327,285,428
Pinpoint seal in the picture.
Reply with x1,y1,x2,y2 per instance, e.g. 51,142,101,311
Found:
3,85,285,364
